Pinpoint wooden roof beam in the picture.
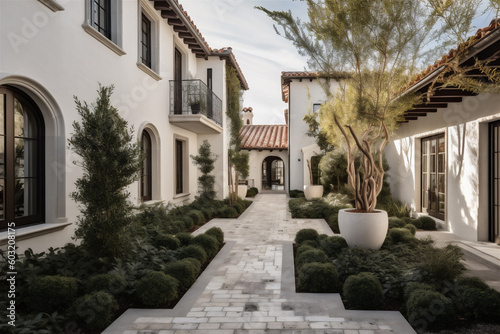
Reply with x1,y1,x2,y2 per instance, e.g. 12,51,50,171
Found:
173,25,188,32
428,96,463,103
433,89,478,97
407,108,437,113
153,1,171,11
405,116,418,120
413,103,448,109
167,18,183,26
161,10,177,19
405,112,427,117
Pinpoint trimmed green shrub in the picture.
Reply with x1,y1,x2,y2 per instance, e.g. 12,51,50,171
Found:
419,244,464,282
205,226,224,244
451,277,500,322
302,240,319,248
406,290,455,330
232,203,244,214
296,244,316,257
416,216,436,230
298,262,339,293
201,208,214,221
188,210,205,225
176,232,192,246
191,234,220,258
343,272,383,310
295,228,319,244
246,187,259,198
73,291,118,332
182,257,202,277
387,228,414,244
28,276,78,312
404,224,417,236
326,213,340,233
183,216,195,230
135,271,178,307
388,217,405,228
296,249,329,270
154,233,181,250
85,273,126,295
164,261,197,291
402,216,419,227
289,189,304,198
164,220,184,234
403,282,435,301
319,236,348,257
179,244,207,264
219,206,238,218
318,234,329,241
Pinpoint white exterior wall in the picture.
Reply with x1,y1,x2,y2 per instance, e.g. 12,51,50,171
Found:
246,150,288,192
0,0,233,252
287,78,338,191
386,93,500,241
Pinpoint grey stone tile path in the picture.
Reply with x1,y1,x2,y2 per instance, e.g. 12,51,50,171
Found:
104,194,416,334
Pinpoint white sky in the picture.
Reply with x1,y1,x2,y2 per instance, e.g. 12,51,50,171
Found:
180,1,496,126
180,0,310,125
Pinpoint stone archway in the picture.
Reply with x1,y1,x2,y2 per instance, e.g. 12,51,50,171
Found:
262,156,285,191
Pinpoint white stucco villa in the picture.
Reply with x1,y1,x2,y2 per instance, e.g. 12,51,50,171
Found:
0,0,248,253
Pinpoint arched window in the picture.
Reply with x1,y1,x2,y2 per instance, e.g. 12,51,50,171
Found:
141,130,152,201
0,87,44,229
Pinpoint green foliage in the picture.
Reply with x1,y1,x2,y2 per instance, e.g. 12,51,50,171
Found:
85,272,126,295
404,216,421,229
176,232,192,246
232,202,244,214
191,140,217,202
406,290,455,330
299,262,339,293
295,228,319,244
179,245,207,264
188,210,205,226
69,85,141,258
182,217,194,230
182,257,202,277
302,239,319,248
319,236,348,257
404,224,417,236
326,213,340,233
451,277,500,322
289,196,351,219
135,271,178,307
296,249,329,270
205,226,224,244
419,245,465,282
219,206,238,218
387,228,415,244
201,208,214,220
289,189,304,198
73,291,119,332
28,276,78,313
296,244,316,257
388,217,405,228
246,187,259,197
416,216,437,230
343,272,384,310
154,233,181,250
319,148,348,192
381,199,412,218
403,282,435,301
164,261,197,291
191,234,220,258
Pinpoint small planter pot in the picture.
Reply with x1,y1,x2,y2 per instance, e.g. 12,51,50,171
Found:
303,185,324,200
237,185,248,198
338,209,388,250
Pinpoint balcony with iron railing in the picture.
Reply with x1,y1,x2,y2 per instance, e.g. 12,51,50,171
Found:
169,80,223,134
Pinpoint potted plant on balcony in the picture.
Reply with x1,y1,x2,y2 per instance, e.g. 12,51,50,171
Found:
304,158,323,200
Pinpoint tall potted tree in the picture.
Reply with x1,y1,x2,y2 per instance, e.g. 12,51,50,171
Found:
259,0,500,249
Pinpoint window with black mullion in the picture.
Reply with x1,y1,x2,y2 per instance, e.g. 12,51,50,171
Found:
141,14,152,68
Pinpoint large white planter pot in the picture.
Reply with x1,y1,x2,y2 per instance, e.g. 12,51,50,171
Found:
303,185,324,200
237,185,248,198
338,209,388,250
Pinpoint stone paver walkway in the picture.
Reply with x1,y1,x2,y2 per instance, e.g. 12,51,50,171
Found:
104,194,416,334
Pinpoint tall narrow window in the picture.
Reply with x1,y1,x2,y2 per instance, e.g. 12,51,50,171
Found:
207,69,213,118
140,14,151,68
0,87,44,230
175,139,183,194
141,131,152,201
421,134,445,219
174,49,182,114
91,0,111,39
490,121,500,242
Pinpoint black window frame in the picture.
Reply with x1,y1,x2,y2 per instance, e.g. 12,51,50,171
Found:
489,120,500,242
0,86,45,230
140,13,152,68
91,0,111,39
421,134,446,220
141,130,152,201
175,139,183,194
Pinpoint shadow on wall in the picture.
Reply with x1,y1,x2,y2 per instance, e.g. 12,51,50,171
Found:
385,137,415,209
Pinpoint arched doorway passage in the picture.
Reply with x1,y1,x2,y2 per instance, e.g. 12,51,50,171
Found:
262,156,285,191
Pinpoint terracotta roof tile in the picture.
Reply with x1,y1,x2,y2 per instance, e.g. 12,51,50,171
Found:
240,125,288,150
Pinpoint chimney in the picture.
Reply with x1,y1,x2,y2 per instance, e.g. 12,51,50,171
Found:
242,107,254,125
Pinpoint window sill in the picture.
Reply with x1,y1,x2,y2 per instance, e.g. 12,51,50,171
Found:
82,23,126,56
137,63,162,81
173,192,191,200
38,0,64,11
0,221,72,247
140,199,165,206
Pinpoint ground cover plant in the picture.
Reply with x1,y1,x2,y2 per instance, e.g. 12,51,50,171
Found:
293,228,500,333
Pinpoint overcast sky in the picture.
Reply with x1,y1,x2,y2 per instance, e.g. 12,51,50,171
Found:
180,1,496,125
181,0,310,125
